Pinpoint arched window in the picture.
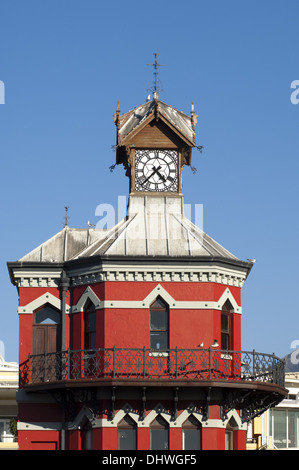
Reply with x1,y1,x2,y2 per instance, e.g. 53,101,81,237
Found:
84,300,96,350
150,414,169,450
118,415,137,450
182,415,202,450
221,300,233,350
150,298,169,350
225,416,238,450
33,304,61,355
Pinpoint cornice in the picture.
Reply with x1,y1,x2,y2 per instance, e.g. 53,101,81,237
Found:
8,256,253,289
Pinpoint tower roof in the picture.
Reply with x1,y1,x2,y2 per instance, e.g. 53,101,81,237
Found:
115,95,197,148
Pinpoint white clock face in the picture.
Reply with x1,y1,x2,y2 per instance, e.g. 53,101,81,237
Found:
134,149,179,192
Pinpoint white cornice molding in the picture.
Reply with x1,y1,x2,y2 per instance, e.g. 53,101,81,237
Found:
12,263,248,289
14,269,62,288
69,265,247,288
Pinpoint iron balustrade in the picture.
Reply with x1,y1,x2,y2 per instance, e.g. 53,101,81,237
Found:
21,347,285,388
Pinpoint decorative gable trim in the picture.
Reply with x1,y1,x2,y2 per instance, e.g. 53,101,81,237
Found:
217,288,241,313
18,292,69,314
72,286,102,313
142,284,175,308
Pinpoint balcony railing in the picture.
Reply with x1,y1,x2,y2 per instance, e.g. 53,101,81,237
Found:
19,347,285,389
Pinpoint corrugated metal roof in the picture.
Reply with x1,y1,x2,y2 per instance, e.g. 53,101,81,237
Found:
18,197,239,262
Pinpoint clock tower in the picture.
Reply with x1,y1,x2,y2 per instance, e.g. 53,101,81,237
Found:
113,90,197,197
8,73,287,451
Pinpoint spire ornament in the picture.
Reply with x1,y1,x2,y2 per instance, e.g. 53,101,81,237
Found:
147,52,164,97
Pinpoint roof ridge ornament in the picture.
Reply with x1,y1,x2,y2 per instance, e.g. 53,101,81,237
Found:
191,102,198,129
147,52,164,96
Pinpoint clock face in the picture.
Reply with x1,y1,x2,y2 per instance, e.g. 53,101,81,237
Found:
134,149,179,192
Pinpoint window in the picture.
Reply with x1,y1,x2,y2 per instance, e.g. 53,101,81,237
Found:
33,304,61,355
221,301,232,350
225,430,233,450
84,301,96,350
150,298,169,350
270,409,299,449
150,415,169,450
0,419,15,443
118,415,137,450
225,417,237,450
182,416,202,450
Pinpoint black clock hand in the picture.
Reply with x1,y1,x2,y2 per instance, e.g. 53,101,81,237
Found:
142,169,157,184
151,165,166,182
154,169,166,181
142,165,163,184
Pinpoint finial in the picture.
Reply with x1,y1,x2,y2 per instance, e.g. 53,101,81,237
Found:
147,52,164,95
64,206,69,227
113,101,120,127
191,102,198,129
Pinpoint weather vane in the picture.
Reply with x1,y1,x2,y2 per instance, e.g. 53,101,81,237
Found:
147,52,165,94
64,206,69,227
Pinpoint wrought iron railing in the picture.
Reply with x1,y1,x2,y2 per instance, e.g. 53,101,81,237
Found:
20,348,285,388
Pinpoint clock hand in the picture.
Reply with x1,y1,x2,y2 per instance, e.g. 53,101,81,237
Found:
142,169,156,184
154,169,166,182
142,165,163,184
151,166,166,182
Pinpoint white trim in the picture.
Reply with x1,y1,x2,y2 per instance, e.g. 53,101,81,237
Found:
73,285,241,313
18,285,242,315
18,421,62,431
99,403,141,428
14,270,62,288
69,264,247,288
217,288,241,313
13,264,248,289
72,286,102,313
18,292,70,314
224,409,246,429
96,404,247,430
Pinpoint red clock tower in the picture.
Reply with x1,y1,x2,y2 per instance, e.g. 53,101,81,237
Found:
8,87,287,451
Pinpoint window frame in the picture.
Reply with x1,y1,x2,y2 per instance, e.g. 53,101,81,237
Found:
150,414,169,450
150,298,169,351
84,300,96,350
118,415,137,450
182,415,202,450
221,301,232,350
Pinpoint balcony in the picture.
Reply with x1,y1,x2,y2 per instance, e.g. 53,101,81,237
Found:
20,347,286,391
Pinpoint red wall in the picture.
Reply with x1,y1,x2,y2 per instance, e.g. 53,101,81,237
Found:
18,281,242,358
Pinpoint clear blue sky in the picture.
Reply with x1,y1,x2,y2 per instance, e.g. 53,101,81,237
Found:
0,0,298,363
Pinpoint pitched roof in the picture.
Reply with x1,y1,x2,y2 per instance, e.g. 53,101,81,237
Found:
17,197,240,262
116,96,196,146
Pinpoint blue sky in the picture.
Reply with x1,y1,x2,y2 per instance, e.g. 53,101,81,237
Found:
0,0,298,363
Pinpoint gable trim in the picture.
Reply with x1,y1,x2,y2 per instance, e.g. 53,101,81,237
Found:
18,292,69,314
72,286,102,313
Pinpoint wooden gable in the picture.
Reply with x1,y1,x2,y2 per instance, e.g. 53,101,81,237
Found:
125,118,187,149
